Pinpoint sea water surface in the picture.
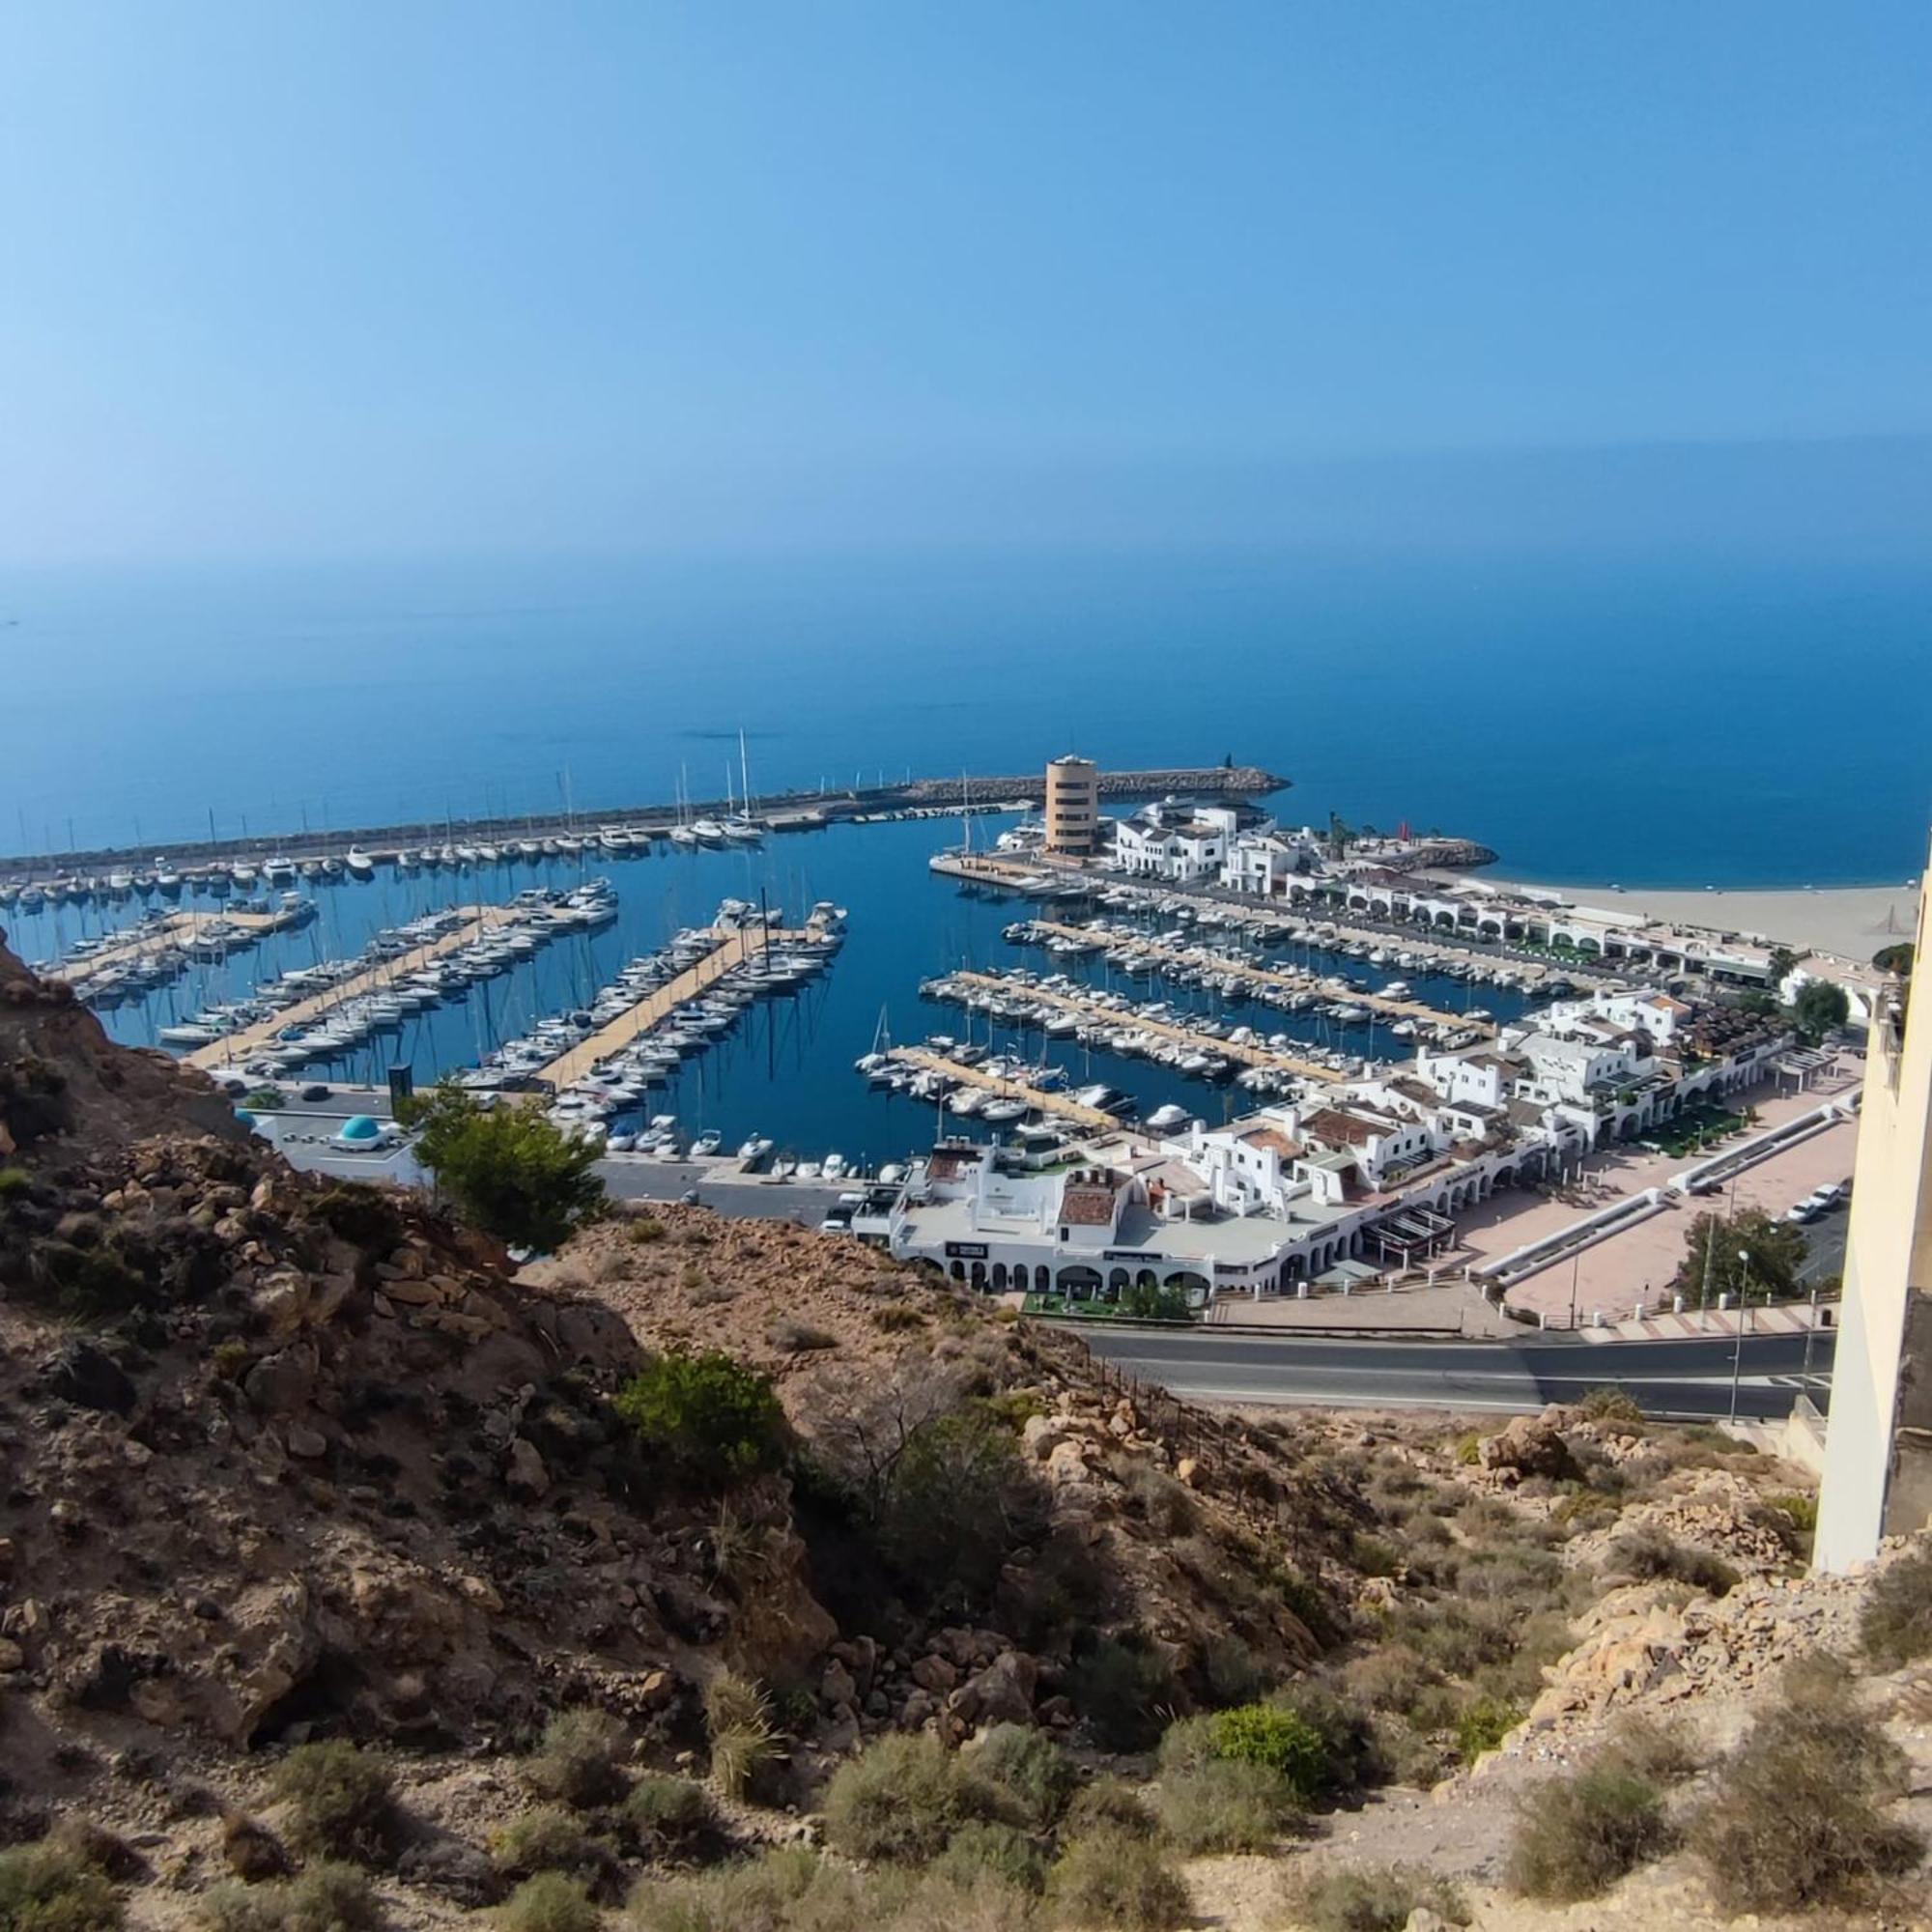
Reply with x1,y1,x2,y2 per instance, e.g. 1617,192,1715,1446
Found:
2,550,1927,889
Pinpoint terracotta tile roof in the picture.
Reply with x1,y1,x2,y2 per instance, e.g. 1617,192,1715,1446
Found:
1298,1107,1388,1147
1059,1181,1120,1226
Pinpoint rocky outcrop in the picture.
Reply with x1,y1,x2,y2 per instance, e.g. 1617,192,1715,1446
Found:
1476,1407,1579,1481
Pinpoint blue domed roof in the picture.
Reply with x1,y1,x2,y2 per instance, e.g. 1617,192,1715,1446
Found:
336,1114,382,1144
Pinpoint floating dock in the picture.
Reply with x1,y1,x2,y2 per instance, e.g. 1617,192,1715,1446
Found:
890,1046,1120,1131
941,970,1344,1085
185,905,519,1072
49,907,288,986
530,923,817,1093
1025,923,1493,1035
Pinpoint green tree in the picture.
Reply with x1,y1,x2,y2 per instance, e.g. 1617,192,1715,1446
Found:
1667,1209,1808,1308
399,1081,605,1252
1872,941,1914,976
1787,980,1849,1044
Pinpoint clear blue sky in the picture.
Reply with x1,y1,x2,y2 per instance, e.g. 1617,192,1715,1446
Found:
2,0,1928,563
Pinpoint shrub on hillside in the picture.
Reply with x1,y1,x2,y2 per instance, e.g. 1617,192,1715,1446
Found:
1578,1386,1644,1427
1265,1683,1380,1796
1690,1662,1924,1913
1860,1546,1932,1670
1065,1635,1177,1751
823,1734,1001,1863
0,1835,122,1932
489,1809,600,1880
621,1776,715,1850
1283,1864,1468,1932
1201,1703,1329,1801
522,1711,630,1810
1605,1529,1738,1598
1155,1757,1299,1853
1452,1696,1520,1765
1062,1778,1158,1841
627,1848,859,1932
1506,1764,1672,1901
494,1873,600,1932
966,1724,1075,1831
198,1863,383,1932
265,1743,397,1863
876,1403,1046,1609
1043,1830,1187,1932
702,1672,778,1801
614,1351,789,1488
931,1822,1047,1896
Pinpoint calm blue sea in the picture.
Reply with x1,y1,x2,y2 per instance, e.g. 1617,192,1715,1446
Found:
1,550,1926,888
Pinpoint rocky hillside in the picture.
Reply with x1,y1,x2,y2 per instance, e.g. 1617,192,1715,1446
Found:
8,930,1924,1932
0,936,1377,1924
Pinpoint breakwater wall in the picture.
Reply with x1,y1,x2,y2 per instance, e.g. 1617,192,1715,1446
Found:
2,764,1292,877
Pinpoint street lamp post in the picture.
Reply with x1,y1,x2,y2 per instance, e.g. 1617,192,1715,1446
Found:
1729,1246,1750,1423
1569,1248,1582,1331
1801,1283,1822,1407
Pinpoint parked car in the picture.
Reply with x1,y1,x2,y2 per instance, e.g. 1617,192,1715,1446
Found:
300,1083,331,1102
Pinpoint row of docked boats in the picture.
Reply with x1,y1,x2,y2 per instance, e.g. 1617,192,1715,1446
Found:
853,1033,1133,1134
917,967,1363,1094
0,811,782,911
461,900,844,1147
1000,916,1502,1049
41,893,319,1010
154,882,617,1071
1009,883,1563,998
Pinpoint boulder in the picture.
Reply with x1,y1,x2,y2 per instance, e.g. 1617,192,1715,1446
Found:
242,1345,318,1415
1021,1413,1075,1461
505,1437,550,1497
1477,1408,1577,1480
910,1654,957,1693
948,1649,1037,1729
821,1659,858,1710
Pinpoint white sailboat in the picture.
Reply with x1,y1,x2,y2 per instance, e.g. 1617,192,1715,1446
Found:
723,729,762,840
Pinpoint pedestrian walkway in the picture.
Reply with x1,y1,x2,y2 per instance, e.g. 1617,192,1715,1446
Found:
1576,1301,1833,1343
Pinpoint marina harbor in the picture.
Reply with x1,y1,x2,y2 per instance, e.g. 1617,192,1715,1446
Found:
9,751,1871,1333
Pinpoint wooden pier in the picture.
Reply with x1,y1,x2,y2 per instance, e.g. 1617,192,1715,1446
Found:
892,1047,1120,1131
186,905,517,1071
531,924,815,1093
945,970,1343,1085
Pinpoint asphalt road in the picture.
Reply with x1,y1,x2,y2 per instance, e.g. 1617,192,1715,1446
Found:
1076,1327,1834,1421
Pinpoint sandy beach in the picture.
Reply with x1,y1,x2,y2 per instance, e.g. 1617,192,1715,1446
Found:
1458,876,1919,965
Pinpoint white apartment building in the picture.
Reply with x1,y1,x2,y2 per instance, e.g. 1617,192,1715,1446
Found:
1113,801,1245,882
